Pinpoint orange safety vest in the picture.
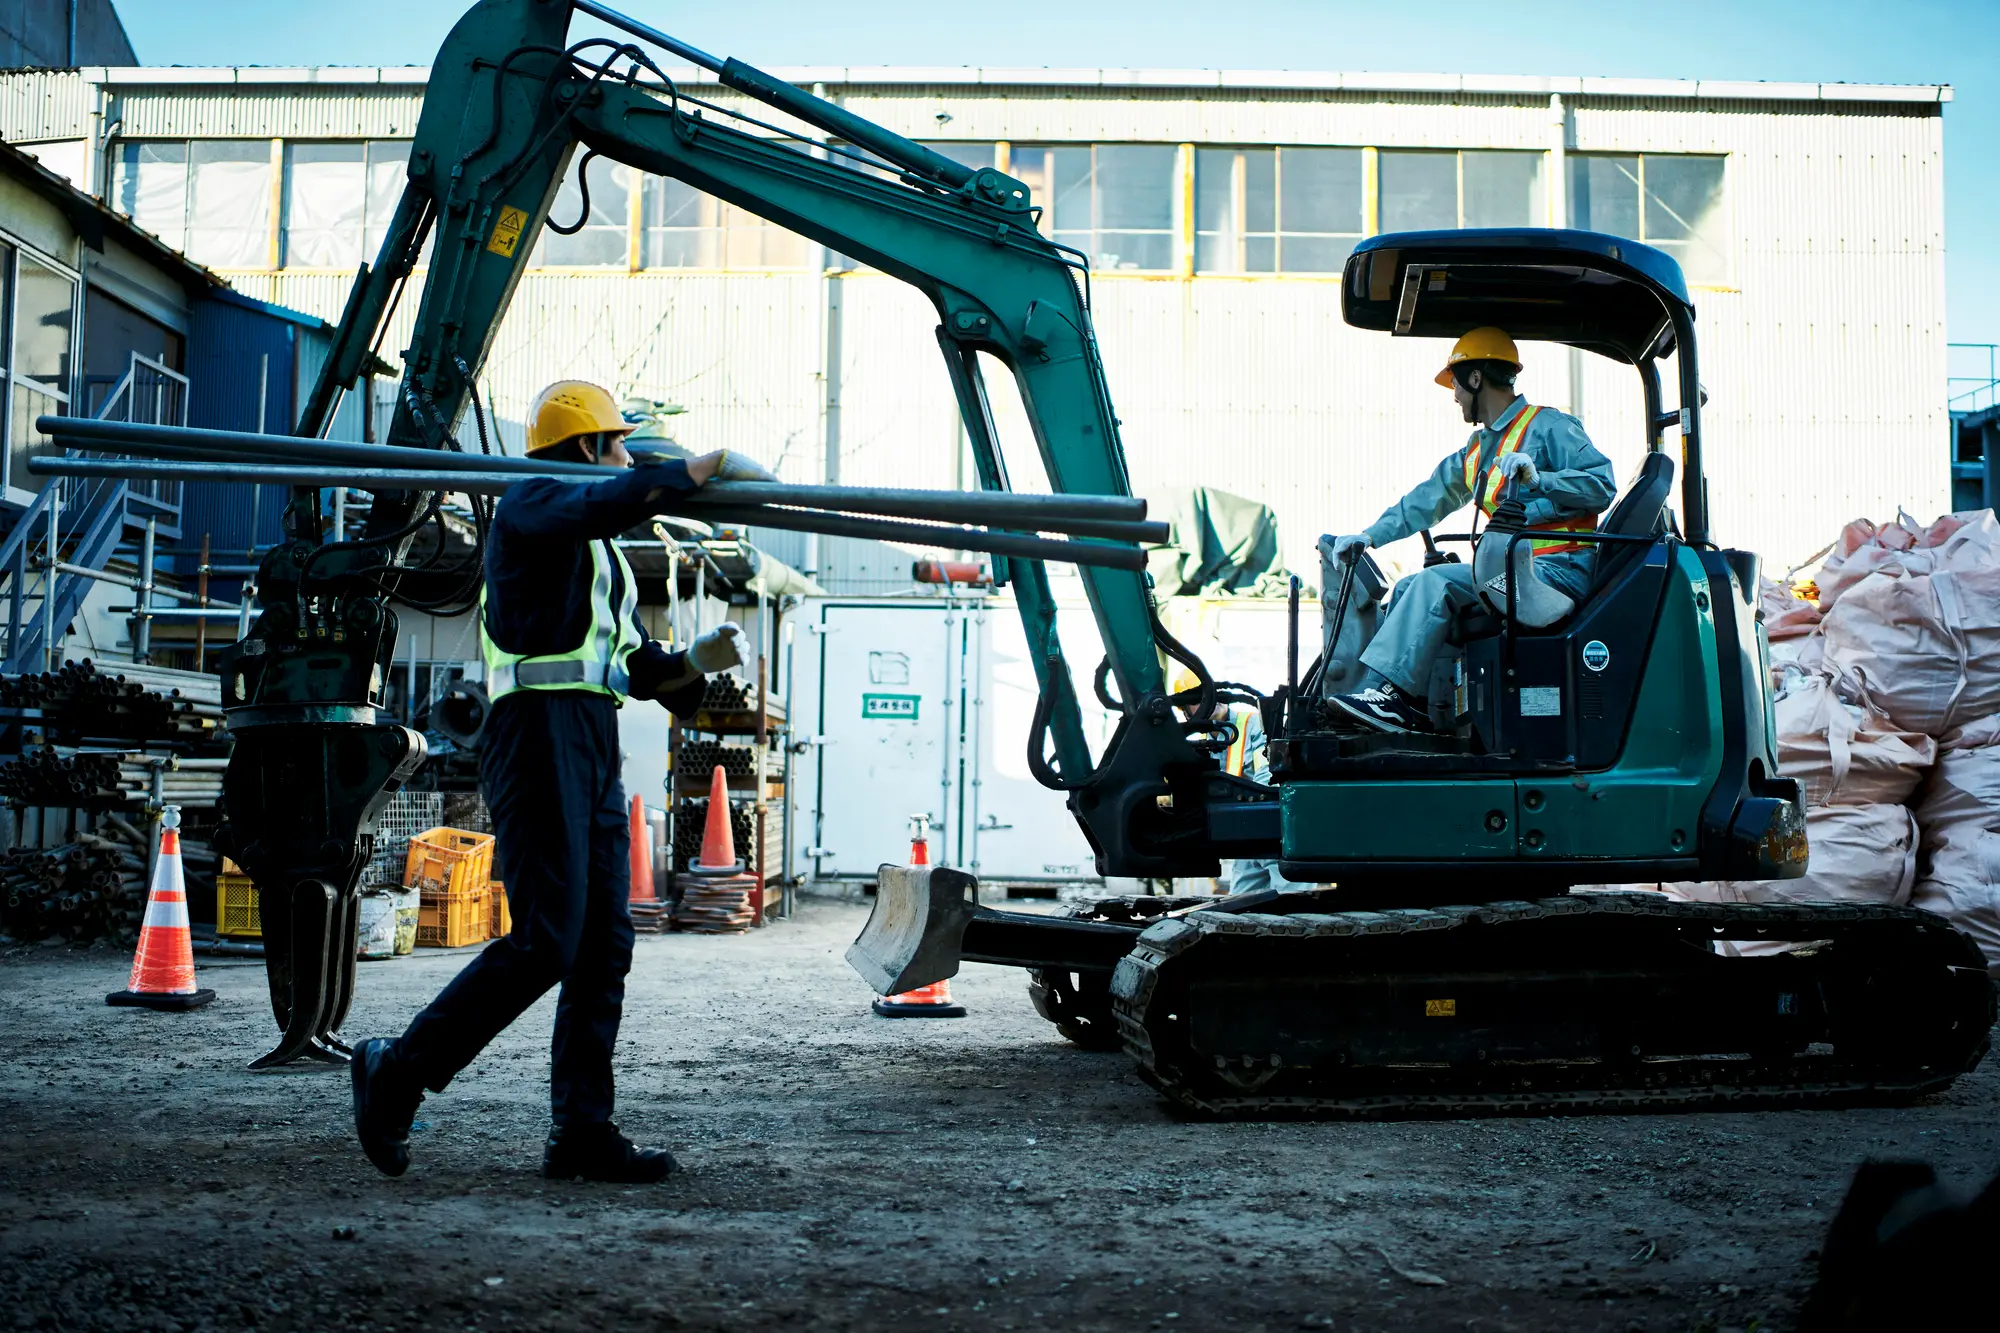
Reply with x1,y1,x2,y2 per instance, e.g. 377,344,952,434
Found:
1462,404,1599,557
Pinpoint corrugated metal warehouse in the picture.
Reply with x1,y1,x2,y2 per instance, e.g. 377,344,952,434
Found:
2,63,1953,583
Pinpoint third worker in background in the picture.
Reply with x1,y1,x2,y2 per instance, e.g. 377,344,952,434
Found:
1325,327,1616,734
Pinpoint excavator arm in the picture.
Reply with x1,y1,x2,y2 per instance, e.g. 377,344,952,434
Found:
178,0,1229,1068
300,0,1223,877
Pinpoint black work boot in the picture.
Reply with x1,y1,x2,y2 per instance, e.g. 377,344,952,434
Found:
543,1122,677,1183
351,1037,424,1178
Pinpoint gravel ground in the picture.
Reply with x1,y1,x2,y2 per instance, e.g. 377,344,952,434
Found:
3,896,1996,1333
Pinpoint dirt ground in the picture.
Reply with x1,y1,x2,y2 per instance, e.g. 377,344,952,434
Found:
2,896,1996,1333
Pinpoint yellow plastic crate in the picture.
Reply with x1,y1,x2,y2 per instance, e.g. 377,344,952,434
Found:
403,828,494,897
216,873,260,939
489,880,512,938
416,886,491,949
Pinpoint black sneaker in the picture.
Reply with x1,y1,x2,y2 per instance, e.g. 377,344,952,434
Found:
543,1123,677,1184
351,1037,423,1178
1326,684,1435,735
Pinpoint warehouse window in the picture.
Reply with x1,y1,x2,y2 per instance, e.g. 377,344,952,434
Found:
282,142,414,269
1569,154,1729,286
1195,147,1363,274
1,243,79,495
1010,145,1177,272
112,140,274,269
535,154,635,268
1379,150,1547,231
640,177,812,269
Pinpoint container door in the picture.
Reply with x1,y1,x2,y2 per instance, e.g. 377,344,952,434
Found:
965,599,1116,883
810,602,953,879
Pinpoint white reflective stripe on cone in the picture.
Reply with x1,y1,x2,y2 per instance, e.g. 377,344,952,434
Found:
143,891,190,929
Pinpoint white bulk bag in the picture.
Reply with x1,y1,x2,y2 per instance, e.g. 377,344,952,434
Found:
1774,672,1935,808
1910,743,2000,976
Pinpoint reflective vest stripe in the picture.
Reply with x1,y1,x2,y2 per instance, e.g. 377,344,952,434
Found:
481,539,644,703
1223,704,1251,778
1462,405,1600,556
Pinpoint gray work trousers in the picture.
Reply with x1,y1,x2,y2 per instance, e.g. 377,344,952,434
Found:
1360,553,1594,696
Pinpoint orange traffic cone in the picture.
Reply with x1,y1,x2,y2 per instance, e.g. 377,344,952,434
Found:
107,807,216,1011
697,766,740,872
628,794,657,903
873,814,965,1018
672,767,756,933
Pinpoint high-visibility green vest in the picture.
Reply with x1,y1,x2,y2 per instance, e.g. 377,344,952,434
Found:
481,538,644,702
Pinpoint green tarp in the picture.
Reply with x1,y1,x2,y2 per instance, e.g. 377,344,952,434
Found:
1145,486,1292,598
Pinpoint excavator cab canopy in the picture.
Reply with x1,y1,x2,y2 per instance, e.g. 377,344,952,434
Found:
1343,228,1709,541
1342,228,1690,364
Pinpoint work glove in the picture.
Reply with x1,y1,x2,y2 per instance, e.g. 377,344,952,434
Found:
687,622,746,674
1329,533,1371,566
1495,452,1540,489
712,450,778,483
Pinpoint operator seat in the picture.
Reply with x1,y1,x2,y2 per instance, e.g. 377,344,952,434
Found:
1584,451,1676,595
1442,451,1678,645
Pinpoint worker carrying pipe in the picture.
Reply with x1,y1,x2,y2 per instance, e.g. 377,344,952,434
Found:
1322,328,1616,734
351,380,770,1183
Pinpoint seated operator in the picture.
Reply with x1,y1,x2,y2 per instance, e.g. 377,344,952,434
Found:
1323,328,1615,735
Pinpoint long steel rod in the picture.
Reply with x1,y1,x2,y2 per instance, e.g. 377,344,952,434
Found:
39,417,1148,522
28,457,1163,544
680,504,1146,572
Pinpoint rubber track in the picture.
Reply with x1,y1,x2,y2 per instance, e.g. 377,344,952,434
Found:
1110,894,1996,1119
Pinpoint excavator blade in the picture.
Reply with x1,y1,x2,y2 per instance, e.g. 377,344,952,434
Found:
846,863,981,995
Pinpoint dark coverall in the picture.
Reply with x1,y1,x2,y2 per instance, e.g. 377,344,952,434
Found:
386,462,705,1129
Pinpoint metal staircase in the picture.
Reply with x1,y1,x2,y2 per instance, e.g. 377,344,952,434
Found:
0,355,187,673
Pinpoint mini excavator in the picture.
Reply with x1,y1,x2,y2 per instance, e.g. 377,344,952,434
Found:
42,0,1992,1105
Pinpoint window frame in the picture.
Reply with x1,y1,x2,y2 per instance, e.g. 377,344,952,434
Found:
1009,142,1182,276
1587,152,1735,291
1376,147,1550,233
1193,145,1367,278
0,229,82,505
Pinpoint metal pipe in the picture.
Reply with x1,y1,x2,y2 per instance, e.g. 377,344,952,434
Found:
44,493,59,673
683,504,1147,573
39,418,1150,521
134,517,157,663
31,458,1157,547
195,533,210,670
46,561,200,604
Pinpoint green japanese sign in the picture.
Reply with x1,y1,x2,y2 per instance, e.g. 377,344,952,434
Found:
862,693,920,721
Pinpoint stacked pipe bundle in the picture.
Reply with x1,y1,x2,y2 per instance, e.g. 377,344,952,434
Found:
675,740,756,781
0,836,146,942
0,748,227,808
0,659,225,744
671,799,755,873
696,673,755,713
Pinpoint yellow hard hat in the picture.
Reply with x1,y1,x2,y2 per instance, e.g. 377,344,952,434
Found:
1434,327,1521,388
526,380,631,455
1166,665,1200,697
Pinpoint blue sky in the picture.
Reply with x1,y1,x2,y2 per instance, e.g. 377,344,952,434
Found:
119,0,1997,363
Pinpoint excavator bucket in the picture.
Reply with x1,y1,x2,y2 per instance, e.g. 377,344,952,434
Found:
846,863,981,996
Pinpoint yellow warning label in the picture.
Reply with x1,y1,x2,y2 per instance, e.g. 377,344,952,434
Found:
1424,998,1457,1018
487,205,529,258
